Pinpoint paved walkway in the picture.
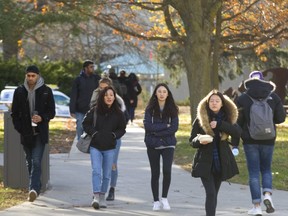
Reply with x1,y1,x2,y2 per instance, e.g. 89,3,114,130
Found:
1,124,288,215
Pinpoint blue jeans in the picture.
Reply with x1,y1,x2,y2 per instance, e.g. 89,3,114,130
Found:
75,112,85,140
243,144,274,204
23,135,45,194
90,146,114,193
110,139,121,188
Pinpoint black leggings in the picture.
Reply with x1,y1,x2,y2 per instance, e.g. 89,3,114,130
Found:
201,172,222,216
147,147,174,201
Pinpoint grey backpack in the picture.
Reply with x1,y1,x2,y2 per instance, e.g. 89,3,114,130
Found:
246,93,275,140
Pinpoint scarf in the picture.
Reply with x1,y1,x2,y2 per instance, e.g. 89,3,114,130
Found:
211,110,225,173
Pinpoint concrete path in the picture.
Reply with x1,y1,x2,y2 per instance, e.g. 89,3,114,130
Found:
1,124,288,215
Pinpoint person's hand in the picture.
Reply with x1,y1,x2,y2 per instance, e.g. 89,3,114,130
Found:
71,113,76,118
210,120,217,129
32,113,42,123
200,140,210,145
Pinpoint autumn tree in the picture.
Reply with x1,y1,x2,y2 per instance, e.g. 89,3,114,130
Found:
5,0,288,119
0,0,83,60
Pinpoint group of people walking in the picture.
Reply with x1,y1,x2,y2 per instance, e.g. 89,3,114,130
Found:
10,61,286,216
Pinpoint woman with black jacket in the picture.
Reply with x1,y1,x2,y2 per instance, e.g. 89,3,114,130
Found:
189,90,241,216
82,86,126,210
143,83,179,211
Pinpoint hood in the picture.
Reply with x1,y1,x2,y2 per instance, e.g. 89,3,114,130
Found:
197,94,238,137
244,79,276,99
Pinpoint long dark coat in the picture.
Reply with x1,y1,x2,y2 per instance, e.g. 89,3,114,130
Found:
189,94,241,180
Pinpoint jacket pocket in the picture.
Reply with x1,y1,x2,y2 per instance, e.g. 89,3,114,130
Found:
93,130,116,150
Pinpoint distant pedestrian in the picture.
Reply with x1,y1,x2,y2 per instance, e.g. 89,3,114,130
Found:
125,72,142,124
11,65,55,202
118,70,128,99
108,68,123,98
235,71,286,215
189,89,240,216
69,60,101,140
143,83,179,211
82,86,126,210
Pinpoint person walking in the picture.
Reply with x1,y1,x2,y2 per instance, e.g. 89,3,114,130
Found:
82,86,126,210
90,77,127,201
125,72,142,124
11,65,55,202
189,89,240,216
69,60,100,140
143,83,179,211
235,71,286,215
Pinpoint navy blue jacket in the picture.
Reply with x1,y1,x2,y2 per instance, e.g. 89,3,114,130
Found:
143,109,178,148
69,71,100,114
236,79,286,145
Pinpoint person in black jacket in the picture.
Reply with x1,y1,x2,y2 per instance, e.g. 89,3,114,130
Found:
11,65,55,202
69,60,100,140
125,73,142,124
235,71,286,215
82,86,126,210
143,83,179,211
189,89,240,216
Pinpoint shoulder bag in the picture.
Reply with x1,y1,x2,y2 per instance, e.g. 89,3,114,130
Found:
76,111,96,153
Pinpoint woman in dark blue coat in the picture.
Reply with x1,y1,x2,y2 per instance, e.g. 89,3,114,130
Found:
143,83,179,211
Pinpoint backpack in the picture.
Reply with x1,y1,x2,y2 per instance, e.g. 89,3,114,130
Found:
246,93,275,140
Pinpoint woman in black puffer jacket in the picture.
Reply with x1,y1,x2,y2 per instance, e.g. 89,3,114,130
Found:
82,86,126,210
189,89,241,216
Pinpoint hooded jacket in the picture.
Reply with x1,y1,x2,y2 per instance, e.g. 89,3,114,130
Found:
235,78,286,145
11,82,55,146
189,94,240,180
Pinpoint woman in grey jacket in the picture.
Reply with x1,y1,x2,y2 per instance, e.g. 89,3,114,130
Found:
143,83,179,211
189,90,241,216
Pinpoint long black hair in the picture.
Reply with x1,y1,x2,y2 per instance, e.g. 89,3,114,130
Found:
145,83,179,119
96,86,122,115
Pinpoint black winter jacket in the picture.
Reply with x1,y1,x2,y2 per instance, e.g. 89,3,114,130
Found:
189,95,240,180
11,84,55,146
69,71,100,114
235,79,286,145
82,107,126,151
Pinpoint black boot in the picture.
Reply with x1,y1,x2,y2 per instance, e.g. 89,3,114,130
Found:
106,187,115,201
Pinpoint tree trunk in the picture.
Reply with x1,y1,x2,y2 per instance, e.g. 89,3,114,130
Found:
173,1,214,121
2,35,19,61
183,37,211,121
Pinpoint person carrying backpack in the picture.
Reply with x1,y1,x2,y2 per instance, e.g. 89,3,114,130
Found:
235,71,286,216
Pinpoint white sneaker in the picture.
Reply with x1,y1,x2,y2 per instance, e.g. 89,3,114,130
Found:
27,190,38,202
248,206,262,215
161,198,171,211
263,194,275,213
91,195,100,209
153,201,161,211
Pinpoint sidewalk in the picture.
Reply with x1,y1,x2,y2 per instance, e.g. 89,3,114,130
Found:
1,124,288,215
